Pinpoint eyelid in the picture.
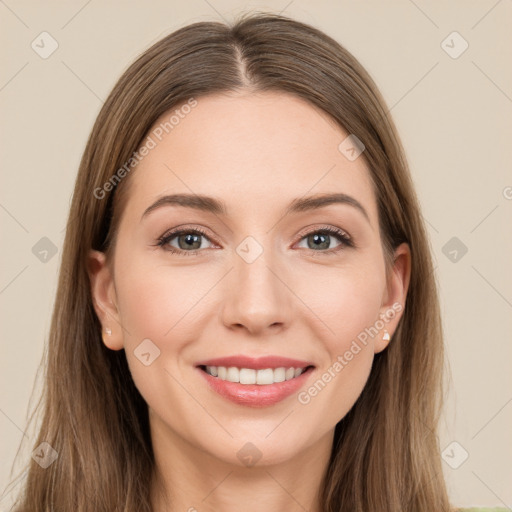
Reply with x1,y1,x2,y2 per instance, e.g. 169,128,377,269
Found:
157,224,217,240
294,224,352,244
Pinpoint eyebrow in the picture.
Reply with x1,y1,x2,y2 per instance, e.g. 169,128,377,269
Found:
141,192,370,224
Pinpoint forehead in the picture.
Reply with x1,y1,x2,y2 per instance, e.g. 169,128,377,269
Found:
125,91,377,223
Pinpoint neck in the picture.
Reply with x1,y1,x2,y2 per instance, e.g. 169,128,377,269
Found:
149,411,333,512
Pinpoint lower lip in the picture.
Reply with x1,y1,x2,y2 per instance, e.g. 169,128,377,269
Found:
196,366,315,407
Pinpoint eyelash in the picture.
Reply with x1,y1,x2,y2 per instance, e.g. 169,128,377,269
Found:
155,225,354,257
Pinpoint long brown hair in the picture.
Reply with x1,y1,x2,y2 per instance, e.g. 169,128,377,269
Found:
6,11,454,511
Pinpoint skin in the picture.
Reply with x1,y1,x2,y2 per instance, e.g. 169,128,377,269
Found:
88,90,411,512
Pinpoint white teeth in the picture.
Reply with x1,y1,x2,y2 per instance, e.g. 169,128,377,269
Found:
256,368,274,385
285,367,295,380
226,367,239,383
203,365,309,385
239,368,256,384
273,367,286,383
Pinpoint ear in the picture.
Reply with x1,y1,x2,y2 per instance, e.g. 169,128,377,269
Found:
374,242,411,354
87,249,124,351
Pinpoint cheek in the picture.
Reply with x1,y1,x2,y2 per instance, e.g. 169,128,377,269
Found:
113,259,210,421
295,261,384,417
300,259,385,349
114,254,210,343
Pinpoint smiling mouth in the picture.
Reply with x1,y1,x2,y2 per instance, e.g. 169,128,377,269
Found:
198,365,315,385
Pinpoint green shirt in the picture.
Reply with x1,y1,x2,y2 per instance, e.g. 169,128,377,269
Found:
459,509,509,511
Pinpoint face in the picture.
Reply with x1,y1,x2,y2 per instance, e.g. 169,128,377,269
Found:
89,90,410,468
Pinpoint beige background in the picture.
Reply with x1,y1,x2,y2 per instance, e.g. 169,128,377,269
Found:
1,0,511,509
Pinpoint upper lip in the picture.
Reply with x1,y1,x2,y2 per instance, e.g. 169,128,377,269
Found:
195,355,315,370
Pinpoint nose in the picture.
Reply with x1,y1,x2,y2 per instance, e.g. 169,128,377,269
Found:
220,241,293,336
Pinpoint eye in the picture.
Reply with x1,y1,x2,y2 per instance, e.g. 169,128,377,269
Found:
155,225,354,257
295,226,353,255
156,227,215,256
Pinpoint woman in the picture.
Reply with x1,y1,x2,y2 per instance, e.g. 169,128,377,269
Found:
8,11,458,512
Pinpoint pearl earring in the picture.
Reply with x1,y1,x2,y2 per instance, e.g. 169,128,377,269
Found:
102,327,112,343
382,329,390,341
